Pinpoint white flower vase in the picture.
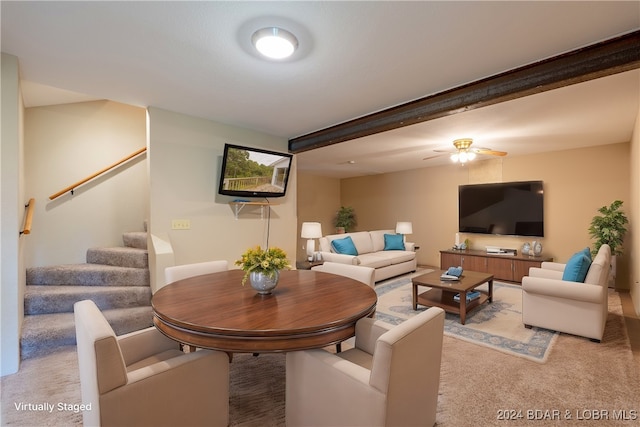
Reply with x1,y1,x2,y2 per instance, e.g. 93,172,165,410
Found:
249,270,279,295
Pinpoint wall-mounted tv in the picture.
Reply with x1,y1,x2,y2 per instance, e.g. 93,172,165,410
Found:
218,143,293,198
458,181,544,237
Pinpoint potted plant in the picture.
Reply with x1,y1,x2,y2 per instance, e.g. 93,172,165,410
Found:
235,246,291,294
588,200,628,256
588,200,628,287
334,206,356,233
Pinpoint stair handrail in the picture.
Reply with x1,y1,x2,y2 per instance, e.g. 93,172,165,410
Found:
49,147,147,200
21,198,36,235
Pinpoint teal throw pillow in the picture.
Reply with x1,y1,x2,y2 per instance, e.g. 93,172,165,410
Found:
580,247,592,261
562,252,592,282
384,233,405,250
331,236,358,256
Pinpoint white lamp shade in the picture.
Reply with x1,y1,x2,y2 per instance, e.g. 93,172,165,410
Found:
301,222,323,238
395,221,413,234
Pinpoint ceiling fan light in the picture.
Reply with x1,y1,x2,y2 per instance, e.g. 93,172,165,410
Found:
467,151,476,161
252,27,298,59
450,153,459,162
458,152,468,163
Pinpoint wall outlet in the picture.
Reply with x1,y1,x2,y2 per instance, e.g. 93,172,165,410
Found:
171,219,191,230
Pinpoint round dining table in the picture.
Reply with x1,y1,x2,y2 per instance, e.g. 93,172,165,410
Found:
152,269,377,353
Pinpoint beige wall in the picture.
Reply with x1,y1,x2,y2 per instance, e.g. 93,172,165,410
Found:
147,107,297,290
630,82,640,314
23,101,148,267
336,143,631,288
296,172,341,263
1,53,24,375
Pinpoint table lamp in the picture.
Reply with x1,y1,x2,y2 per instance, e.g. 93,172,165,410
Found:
301,222,323,261
395,221,413,242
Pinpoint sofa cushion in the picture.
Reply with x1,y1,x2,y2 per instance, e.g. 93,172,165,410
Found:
383,234,405,250
356,253,392,269
348,232,375,254
373,250,415,265
331,236,358,256
369,230,395,252
562,252,591,282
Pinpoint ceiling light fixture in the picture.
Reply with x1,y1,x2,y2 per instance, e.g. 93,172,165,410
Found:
450,138,477,164
252,27,298,60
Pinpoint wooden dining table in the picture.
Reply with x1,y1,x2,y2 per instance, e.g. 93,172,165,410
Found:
152,269,377,353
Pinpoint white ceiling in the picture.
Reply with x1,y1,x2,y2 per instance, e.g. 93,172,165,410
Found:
2,1,639,178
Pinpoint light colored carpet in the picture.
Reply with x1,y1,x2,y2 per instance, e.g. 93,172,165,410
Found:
375,277,558,362
2,283,637,426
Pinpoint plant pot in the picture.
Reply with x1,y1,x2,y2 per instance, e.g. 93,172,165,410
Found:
249,270,279,295
336,227,345,234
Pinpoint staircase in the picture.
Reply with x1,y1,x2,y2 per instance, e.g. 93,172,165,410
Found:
22,231,153,359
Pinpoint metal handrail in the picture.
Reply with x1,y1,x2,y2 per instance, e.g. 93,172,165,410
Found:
20,198,35,235
49,147,147,200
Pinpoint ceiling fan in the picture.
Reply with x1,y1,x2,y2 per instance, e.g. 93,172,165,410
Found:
424,138,508,164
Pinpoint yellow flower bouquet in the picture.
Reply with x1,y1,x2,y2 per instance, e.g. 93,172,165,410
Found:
235,246,291,285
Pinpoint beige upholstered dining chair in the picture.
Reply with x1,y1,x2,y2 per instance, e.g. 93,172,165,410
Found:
311,261,375,288
286,307,445,427
312,261,376,352
74,300,229,427
164,259,228,284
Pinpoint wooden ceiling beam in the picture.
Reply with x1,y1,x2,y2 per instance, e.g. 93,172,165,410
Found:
289,30,640,154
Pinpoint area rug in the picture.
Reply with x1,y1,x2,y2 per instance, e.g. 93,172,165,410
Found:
374,275,558,363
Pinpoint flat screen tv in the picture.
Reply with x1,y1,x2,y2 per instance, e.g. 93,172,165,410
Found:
218,143,293,198
458,181,544,237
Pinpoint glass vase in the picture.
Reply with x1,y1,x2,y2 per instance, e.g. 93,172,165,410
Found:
249,270,279,295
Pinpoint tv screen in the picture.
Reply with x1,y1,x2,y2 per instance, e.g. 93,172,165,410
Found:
458,181,544,237
218,143,293,198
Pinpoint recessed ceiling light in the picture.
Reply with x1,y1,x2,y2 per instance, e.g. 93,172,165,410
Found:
251,27,298,60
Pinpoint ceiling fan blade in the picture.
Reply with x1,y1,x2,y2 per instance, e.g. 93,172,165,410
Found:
423,153,446,160
474,148,508,157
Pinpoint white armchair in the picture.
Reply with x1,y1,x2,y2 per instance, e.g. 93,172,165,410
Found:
286,307,445,427
522,244,611,342
74,300,229,427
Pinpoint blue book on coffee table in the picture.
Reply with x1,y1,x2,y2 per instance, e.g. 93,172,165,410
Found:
453,291,481,303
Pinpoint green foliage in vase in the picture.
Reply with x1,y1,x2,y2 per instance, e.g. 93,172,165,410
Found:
588,200,628,256
235,246,292,285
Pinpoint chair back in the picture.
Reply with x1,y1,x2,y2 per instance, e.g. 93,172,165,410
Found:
312,261,375,288
584,244,611,287
370,307,445,426
165,260,228,284
74,300,128,426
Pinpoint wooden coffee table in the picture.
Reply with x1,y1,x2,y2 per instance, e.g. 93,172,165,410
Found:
412,270,493,325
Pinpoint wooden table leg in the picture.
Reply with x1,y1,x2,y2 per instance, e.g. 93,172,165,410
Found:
459,291,467,325
488,279,494,303
412,282,418,310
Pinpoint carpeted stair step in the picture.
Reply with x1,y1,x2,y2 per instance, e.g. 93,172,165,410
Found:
24,285,151,315
87,246,148,268
123,231,147,250
20,306,154,359
26,264,149,287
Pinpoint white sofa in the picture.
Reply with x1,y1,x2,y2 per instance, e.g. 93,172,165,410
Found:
521,244,611,342
318,230,417,282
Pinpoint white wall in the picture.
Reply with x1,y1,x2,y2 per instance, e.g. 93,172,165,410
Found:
1,53,24,375
147,107,297,291
24,101,147,267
